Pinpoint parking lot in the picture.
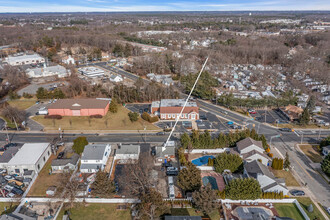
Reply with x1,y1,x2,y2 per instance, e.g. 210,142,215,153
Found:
125,103,151,114
253,109,289,124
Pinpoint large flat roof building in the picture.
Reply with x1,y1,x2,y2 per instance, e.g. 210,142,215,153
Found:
6,143,52,177
151,99,199,120
26,65,69,78
48,99,110,116
5,53,45,66
78,67,105,78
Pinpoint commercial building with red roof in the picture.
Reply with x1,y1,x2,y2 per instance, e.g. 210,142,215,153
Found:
48,99,110,116
151,99,199,120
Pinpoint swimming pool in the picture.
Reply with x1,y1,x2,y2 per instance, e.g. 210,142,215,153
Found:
191,155,215,166
202,176,218,190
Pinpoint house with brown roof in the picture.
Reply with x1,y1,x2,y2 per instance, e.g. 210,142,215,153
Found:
151,99,199,120
48,99,110,116
279,104,303,121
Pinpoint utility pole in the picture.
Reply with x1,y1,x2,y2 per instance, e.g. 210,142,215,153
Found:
264,106,267,123
318,126,321,140
4,123,10,144
301,132,304,144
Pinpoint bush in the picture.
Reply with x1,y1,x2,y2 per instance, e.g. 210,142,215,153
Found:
141,112,158,123
22,92,33,99
268,153,273,158
44,115,62,119
90,114,103,118
265,148,270,153
109,99,118,113
128,112,139,122
271,158,284,170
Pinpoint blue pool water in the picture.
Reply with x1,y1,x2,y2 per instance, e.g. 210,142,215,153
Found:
192,155,215,166
202,176,218,190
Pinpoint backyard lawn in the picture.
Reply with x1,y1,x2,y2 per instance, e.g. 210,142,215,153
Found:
299,144,323,163
274,203,304,220
56,203,131,220
296,197,326,220
271,169,300,186
28,155,63,197
170,208,220,220
32,106,160,131
7,98,37,110
0,202,19,215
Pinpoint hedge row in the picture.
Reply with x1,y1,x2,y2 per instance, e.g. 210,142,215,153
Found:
44,115,62,119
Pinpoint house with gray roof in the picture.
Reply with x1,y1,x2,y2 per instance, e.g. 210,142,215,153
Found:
235,137,270,166
244,160,288,195
236,137,264,154
115,144,140,161
80,144,111,173
51,153,80,173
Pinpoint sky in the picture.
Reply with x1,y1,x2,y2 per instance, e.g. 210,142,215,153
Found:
0,0,330,13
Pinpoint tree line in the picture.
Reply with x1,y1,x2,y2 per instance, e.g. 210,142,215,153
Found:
180,129,269,149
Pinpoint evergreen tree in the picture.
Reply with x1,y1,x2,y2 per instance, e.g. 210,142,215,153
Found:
284,152,291,169
225,178,261,200
72,136,88,154
299,108,310,125
109,98,118,113
90,170,115,197
214,153,243,173
180,133,191,149
177,162,201,192
321,155,330,176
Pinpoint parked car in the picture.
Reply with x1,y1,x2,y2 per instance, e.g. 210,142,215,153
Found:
4,143,17,148
150,147,156,156
4,175,14,181
4,185,13,192
6,193,15,198
290,189,305,196
166,167,178,176
36,101,40,104
327,207,330,215
248,109,257,114
0,169,6,174
156,132,165,136
280,128,293,132
227,121,234,125
11,187,24,195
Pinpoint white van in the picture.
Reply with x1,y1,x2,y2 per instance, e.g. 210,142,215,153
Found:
168,176,175,199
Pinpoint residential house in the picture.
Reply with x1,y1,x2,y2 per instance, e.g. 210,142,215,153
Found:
115,144,140,161
62,55,75,65
236,137,270,166
151,99,199,120
51,153,80,173
279,105,303,121
244,160,289,195
322,145,330,156
109,74,123,83
155,143,176,164
0,146,20,169
80,144,111,173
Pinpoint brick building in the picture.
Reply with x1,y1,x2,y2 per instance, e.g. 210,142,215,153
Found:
48,99,110,116
151,99,199,120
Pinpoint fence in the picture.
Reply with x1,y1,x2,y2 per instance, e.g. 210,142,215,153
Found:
185,148,229,154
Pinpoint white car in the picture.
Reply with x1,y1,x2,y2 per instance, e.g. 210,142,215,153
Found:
327,207,330,215
4,185,13,192
6,193,15,198
4,175,14,181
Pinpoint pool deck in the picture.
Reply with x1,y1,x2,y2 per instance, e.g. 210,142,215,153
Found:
201,171,225,191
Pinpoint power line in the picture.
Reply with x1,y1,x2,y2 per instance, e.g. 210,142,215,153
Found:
162,56,209,151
